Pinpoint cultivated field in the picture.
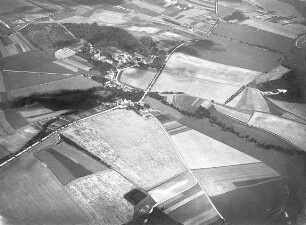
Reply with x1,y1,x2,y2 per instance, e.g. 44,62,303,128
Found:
177,35,282,72
66,170,135,225
0,154,91,225
171,129,259,169
162,94,204,113
7,76,101,101
267,98,306,121
255,66,290,84
62,109,186,190
248,112,306,151
164,53,261,86
120,68,156,90
193,162,281,197
226,87,270,113
0,110,14,135
213,104,252,123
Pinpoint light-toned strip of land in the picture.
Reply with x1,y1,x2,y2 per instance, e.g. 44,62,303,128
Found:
61,109,187,190
171,129,259,169
0,72,6,92
66,170,134,225
213,104,252,123
165,53,261,86
120,68,156,90
242,19,305,39
248,112,306,151
255,66,290,84
193,162,281,196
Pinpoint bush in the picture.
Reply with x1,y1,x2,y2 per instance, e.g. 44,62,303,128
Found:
224,11,249,22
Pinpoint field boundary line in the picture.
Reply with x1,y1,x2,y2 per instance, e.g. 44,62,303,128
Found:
153,116,225,220
2,69,80,76
189,161,262,171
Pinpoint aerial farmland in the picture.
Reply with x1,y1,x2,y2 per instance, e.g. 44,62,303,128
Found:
0,0,306,224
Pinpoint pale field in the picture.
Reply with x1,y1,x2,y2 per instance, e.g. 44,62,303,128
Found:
164,53,261,86
242,19,305,39
226,87,270,113
55,48,75,59
132,0,165,13
282,113,306,125
193,162,281,196
213,104,252,123
126,26,160,34
66,170,134,225
248,112,306,151
53,60,79,72
0,72,6,92
148,171,197,203
255,66,290,84
0,125,39,153
62,109,186,190
151,70,241,103
0,110,13,134
63,57,92,71
120,68,156,89
7,76,101,101
171,129,259,169
0,153,91,225
268,98,306,120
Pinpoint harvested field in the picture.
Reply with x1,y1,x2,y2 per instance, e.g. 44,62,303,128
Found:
0,110,14,135
151,69,241,103
173,95,204,112
0,72,6,92
248,112,306,151
213,104,252,123
0,125,39,153
226,87,270,113
0,154,91,225
2,70,79,91
62,109,186,190
177,35,282,73
267,98,306,121
144,97,184,119
255,66,290,84
7,76,101,101
281,112,306,125
242,19,305,39
0,146,9,158
120,68,156,90
213,22,293,54
193,162,280,196
163,53,260,86
52,141,108,173
3,109,28,129
171,129,259,169
66,170,135,225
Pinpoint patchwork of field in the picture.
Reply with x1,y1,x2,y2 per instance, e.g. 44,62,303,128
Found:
0,32,34,58
213,22,293,54
148,171,220,225
171,129,259,169
248,112,306,151
61,109,187,190
177,35,282,73
226,87,270,113
162,94,204,113
255,66,290,84
0,125,39,153
213,104,253,123
120,68,156,90
66,170,135,225
0,154,91,225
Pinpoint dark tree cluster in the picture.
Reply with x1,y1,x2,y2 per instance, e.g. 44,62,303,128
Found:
224,11,249,22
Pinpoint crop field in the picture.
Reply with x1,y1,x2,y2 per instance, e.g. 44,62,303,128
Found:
120,68,156,90
164,53,261,85
0,50,52,71
267,98,306,121
248,112,306,151
213,104,252,123
7,76,101,101
144,97,184,119
0,146,9,158
0,125,39,153
3,109,28,129
0,72,6,93
151,69,241,103
177,35,282,73
193,162,280,197
161,94,204,113
242,19,305,39
62,109,186,190
226,87,270,113
0,153,91,225
162,120,190,135
0,110,14,135
213,22,293,54
66,170,135,225
171,129,259,169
